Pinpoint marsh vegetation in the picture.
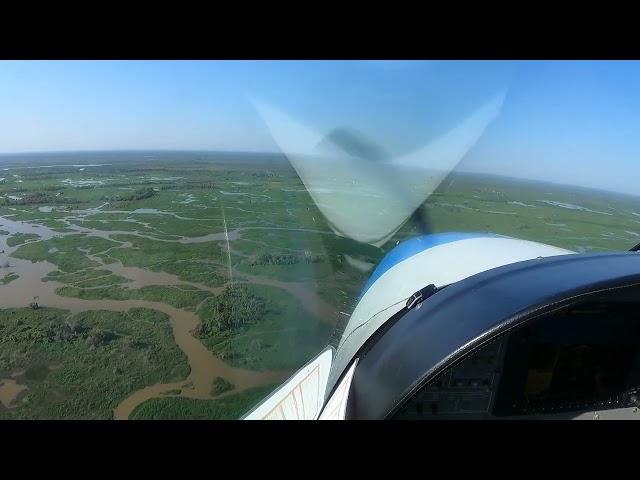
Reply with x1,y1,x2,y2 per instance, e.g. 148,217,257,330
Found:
2,151,639,419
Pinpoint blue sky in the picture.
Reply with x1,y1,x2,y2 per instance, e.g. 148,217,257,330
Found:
1,60,640,195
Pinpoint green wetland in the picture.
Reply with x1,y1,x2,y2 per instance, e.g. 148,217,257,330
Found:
1,151,639,419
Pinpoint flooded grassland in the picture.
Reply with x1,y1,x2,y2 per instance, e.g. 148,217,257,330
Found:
2,155,640,419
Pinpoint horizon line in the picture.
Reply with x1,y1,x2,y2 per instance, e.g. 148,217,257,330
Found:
0,148,637,198
0,147,286,156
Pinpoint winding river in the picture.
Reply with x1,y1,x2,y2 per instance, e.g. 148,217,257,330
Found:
0,213,338,419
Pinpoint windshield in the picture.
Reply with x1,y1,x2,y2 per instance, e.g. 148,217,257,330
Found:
1,60,639,419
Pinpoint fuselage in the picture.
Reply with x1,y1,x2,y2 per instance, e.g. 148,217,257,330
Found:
246,232,575,420
327,233,574,395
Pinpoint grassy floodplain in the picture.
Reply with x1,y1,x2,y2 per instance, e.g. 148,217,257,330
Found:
1,151,640,419
129,384,277,420
0,307,189,419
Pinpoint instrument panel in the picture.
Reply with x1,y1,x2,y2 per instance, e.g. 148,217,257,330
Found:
393,298,640,420
394,339,506,419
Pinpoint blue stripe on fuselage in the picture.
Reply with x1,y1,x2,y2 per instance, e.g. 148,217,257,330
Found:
358,232,503,299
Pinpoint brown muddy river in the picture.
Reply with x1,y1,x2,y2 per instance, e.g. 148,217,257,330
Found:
0,214,337,419
0,378,28,408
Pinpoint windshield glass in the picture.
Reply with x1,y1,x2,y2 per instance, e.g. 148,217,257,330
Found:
1,60,639,420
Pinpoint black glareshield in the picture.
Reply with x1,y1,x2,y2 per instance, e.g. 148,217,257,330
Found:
346,252,640,420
